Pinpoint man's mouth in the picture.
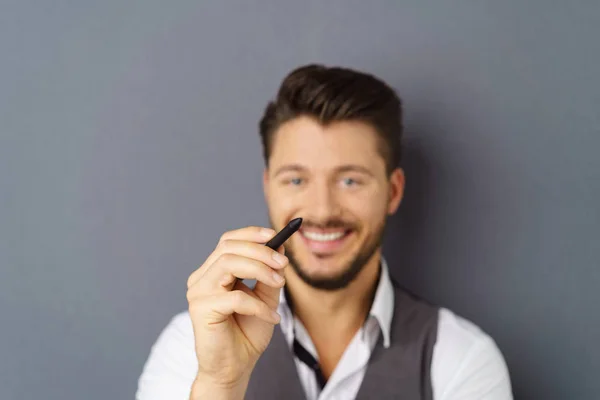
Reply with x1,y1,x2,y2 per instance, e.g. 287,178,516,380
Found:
299,228,353,254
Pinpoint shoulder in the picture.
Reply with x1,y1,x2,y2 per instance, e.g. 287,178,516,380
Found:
432,308,513,399
136,311,197,400
436,308,491,354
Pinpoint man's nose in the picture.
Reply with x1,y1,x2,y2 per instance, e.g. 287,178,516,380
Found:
306,183,341,221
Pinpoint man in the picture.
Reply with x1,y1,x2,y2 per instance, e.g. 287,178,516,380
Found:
136,64,512,399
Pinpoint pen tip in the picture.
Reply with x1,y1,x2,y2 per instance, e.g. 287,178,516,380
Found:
290,217,303,229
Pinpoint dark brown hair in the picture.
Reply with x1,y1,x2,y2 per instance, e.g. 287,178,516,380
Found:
259,64,403,175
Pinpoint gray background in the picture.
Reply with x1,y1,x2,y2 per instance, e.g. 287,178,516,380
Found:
1,1,599,399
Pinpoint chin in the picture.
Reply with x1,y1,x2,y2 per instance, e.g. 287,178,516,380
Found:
282,221,384,290
296,257,349,279
287,247,369,291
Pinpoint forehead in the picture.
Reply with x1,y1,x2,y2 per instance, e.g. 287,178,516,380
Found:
268,116,385,172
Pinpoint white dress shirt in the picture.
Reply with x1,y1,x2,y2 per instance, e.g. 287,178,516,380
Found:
136,259,513,399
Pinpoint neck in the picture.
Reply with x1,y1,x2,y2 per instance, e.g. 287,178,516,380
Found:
284,250,382,349
283,250,382,378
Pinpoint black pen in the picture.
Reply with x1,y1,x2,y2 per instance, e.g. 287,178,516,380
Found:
265,217,303,250
233,218,302,286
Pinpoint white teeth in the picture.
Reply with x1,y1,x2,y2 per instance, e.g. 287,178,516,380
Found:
302,231,346,242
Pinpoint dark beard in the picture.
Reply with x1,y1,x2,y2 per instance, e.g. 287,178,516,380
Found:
280,218,387,291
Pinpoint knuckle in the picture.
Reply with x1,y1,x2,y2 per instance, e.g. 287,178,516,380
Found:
186,286,201,303
217,252,235,265
218,239,233,253
186,273,196,289
185,290,194,306
218,231,231,243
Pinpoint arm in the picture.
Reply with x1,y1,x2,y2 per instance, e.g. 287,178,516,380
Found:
136,312,199,400
189,375,249,400
135,312,252,400
137,226,287,400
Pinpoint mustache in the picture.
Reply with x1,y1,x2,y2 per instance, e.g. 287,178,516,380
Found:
299,219,357,230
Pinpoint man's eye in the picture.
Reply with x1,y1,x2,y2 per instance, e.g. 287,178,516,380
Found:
342,178,359,186
290,178,303,185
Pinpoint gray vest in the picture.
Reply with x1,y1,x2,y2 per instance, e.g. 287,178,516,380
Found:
246,279,439,400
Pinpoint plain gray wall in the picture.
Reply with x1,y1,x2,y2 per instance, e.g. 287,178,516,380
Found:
1,1,598,399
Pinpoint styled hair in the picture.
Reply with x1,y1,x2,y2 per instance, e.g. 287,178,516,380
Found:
259,64,403,174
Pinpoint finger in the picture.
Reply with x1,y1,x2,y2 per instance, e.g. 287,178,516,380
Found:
188,238,288,289
253,275,285,310
201,253,286,292
186,279,257,302
259,244,287,308
235,280,260,300
187,226,277,288
218,240,288,271
253,247,287,309
203,290,281,325
220,226,276,243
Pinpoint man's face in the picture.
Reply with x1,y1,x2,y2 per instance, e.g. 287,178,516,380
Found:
263,116,404,290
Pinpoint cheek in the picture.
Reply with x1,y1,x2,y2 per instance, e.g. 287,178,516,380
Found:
269,184,312,211
267,189,299,221
345,190,389,226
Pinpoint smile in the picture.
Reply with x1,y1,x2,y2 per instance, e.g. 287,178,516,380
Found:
301,230,346,242
299,228,353,254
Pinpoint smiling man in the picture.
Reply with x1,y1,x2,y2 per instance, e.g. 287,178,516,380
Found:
136,64,513,400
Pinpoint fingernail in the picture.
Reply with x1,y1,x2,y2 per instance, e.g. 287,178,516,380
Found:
273,271,285,284
260,228,276,238
272,252,288,266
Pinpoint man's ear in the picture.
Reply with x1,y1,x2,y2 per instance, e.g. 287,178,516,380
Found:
387,168,405,215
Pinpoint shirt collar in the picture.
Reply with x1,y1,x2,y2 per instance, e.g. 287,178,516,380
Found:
369,257,394,348
278,256,394,348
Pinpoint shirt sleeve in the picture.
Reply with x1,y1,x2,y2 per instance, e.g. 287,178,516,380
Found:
432,309,513,400
136,312,198,400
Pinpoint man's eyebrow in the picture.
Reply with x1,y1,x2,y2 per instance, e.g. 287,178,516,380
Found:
272,164,307,177
335,165,374,176
272,164,375,177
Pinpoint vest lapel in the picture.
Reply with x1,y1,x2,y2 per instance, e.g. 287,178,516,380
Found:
246,279,438,400
355,335,405,399
355,288,437,400
245,325,306,400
